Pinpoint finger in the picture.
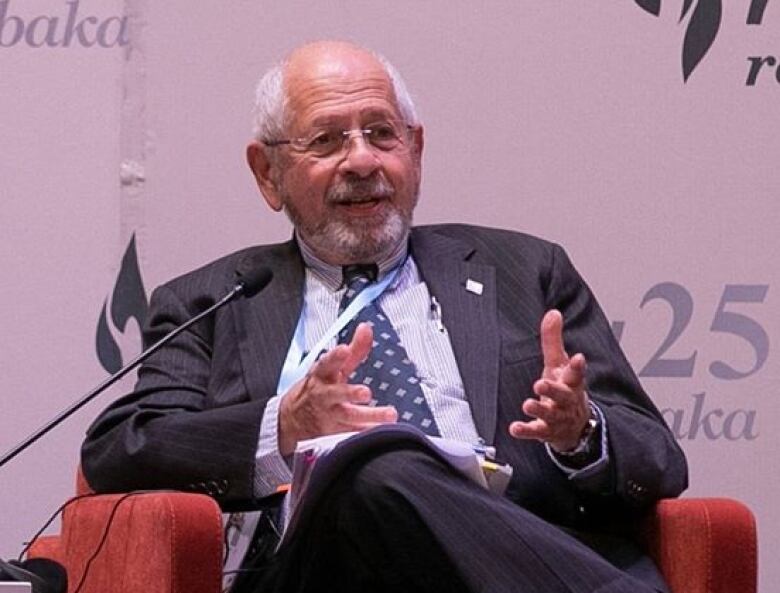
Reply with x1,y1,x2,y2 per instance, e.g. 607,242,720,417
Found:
338,403,398,427
310,345,351,382
533,379,576,405
313,382,372,408
342,322,374,377
508,418,549,441
345,384,373,404
522,395,554,419
350,419,397,433
540,309,568,369
561,353,587,388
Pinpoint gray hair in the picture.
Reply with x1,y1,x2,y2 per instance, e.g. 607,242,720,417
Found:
251,48,420,143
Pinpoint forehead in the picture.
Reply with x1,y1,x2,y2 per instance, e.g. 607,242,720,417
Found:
284,49,401,129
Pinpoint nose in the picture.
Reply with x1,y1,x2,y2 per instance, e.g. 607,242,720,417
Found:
338,130,380,178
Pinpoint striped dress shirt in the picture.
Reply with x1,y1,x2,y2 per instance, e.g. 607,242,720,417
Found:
254,235,480,496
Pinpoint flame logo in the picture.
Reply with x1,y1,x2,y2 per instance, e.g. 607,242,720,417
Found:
95,234,149,373
634,0,770,81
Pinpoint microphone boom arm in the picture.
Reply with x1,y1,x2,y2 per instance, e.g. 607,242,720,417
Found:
0,283,246,469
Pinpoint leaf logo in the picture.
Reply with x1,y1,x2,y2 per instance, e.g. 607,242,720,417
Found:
681,0,722,81
635,0,662,15
634,0,724,81
95,234,149,373
747,0,769,24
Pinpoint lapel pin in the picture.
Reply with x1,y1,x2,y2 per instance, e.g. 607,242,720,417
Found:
465,279,483,295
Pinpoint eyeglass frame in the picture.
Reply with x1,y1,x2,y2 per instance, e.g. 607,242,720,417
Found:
262,119,416,159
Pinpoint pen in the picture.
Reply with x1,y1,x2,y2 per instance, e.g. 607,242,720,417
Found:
430,296,446,333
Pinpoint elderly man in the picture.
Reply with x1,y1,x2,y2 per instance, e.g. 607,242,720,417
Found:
82,41,687,593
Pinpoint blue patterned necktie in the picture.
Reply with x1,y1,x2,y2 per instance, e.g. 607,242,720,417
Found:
338,264,440,437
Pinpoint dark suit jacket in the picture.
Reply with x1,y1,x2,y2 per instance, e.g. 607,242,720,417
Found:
82,224,687,577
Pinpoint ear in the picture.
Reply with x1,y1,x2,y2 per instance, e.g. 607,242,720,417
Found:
410,125,424,180
246,142,284,211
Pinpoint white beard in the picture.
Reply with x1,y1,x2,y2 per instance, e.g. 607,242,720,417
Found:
281,173,416,264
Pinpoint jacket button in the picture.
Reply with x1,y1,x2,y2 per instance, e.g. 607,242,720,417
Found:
627,480,647,499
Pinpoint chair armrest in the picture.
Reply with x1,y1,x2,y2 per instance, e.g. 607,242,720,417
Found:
42,492,224,593
28,535,64,565
641,498,757,593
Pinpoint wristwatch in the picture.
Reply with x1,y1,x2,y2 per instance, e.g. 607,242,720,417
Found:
555,403,600,463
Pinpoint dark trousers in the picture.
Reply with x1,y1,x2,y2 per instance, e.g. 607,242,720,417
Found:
245,439,662,593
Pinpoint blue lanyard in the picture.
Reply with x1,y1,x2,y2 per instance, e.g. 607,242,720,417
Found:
276,267,401,394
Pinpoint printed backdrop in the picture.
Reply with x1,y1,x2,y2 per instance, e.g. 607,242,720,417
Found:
1,1,777,589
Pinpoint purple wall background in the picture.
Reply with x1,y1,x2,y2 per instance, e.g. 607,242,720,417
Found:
1,1,777,589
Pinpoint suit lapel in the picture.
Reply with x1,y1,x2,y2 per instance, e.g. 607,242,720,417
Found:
411,228,500,444
234,240,304,400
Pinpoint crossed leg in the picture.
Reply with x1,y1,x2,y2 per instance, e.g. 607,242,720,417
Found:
260,443,661,593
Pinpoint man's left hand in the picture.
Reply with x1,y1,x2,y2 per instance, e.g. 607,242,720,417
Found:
508,309,591,452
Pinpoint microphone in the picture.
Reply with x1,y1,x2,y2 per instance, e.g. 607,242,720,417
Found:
237,265,273,298
0,266,274,469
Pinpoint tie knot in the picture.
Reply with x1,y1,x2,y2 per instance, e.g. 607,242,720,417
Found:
342,263,378,287
340,264,378,309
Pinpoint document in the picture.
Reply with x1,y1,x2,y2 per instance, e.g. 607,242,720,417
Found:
285,428,513,539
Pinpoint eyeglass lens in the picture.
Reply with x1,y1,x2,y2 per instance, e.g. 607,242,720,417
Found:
298,121,406,157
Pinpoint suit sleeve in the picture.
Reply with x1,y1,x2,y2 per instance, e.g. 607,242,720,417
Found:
545,243,688,508
81,282,276,509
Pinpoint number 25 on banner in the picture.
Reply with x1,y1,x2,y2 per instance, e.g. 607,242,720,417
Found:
611,283,770,380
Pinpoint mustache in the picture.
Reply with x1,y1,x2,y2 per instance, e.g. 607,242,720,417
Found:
326,176,395,204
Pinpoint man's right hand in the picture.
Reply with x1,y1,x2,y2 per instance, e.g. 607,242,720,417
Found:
278,321,398,456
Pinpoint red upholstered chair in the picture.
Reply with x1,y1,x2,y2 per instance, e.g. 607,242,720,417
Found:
28,471,225,593
642,498,757,593
29,473,756,593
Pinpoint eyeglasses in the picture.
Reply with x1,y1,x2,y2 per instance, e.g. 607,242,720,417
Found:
263,120,413,159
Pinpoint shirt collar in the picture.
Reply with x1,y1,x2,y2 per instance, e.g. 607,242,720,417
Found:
296,231,409,291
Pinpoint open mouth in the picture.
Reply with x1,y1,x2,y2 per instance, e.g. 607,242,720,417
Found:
327,177,395,216
335,197,384,214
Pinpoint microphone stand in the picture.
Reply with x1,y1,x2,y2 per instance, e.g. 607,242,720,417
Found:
0,284,246,469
